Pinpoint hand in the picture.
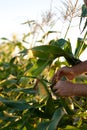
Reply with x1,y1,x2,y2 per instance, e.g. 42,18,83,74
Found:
84,0,87,6
52,80,74,97
52,66,75,84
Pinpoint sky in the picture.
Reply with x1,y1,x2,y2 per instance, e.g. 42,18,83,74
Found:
0,0,84,38
0,0,57,38
0,0,86,60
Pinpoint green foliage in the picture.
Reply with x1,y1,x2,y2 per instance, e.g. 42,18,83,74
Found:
0,33,87,130
0,3,87,130
74,37,87,58
80,4,87,33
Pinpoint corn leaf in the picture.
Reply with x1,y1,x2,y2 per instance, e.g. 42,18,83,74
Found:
47,107,65,130
0,96,30,111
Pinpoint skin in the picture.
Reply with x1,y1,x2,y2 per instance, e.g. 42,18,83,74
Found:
52,1,87,97
52,60,87,97
84,0,87,6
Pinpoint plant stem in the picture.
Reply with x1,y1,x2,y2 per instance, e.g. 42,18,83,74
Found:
64,17,72,39
64,0,79,39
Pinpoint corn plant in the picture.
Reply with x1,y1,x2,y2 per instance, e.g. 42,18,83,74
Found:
0,2,87,130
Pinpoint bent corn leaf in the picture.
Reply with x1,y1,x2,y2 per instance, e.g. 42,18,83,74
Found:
0,96,30,111
47,108,65,130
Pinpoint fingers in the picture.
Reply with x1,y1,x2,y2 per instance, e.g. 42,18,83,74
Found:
51,66,74,85
52,81,62,96
52,81,61,92
52,80,74,97
51,70,60,83
52,82,60,95
52,67,66,84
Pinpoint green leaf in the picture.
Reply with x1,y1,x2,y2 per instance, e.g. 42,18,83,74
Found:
80,123,87,130
63,39,73,56
0,96,30,111
20,49,28,56
0,111,17,122
42,31,57,40
1,37,9,41
36,121,50,130
30,59,51,76
81,4,87,18
13,87,36,95
74,38,87,58
31,45,64,60
60,98,75,115
79,4,87,32
49,38,67,48
57,39,67,47
31,45,80,66
0,79,17,87
44,95,55,118
22,20,35,25
47,108,65,130
81,19,87,33
63,125,80,130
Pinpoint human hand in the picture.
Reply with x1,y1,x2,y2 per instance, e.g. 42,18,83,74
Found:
84,0,87,6
52,80,74,97
52,66,75,84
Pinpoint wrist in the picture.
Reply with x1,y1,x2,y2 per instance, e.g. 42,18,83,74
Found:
71,62,83,77
72,61,87,76
72,84,79,96
69,67,77,79
73,83,87,97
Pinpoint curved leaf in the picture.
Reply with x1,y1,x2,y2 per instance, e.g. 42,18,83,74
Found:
47,108,65,130
74,38,87,58
0,96,30,111
31,45,81,66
